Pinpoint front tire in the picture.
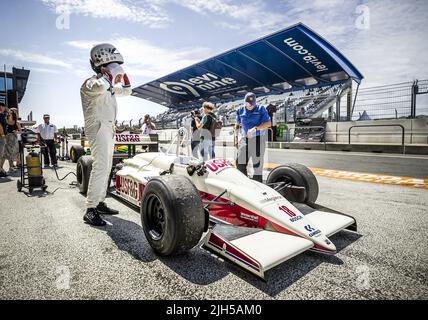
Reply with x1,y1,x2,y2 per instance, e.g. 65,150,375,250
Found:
141,175,205,256
76,156,93,195
266,163,319,204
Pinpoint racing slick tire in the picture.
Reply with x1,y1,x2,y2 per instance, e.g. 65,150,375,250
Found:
76,155,93,195
70,145,85,163
266,163,319,204
141,175,205,256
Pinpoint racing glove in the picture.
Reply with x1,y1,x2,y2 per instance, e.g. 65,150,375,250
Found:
123,74,131,87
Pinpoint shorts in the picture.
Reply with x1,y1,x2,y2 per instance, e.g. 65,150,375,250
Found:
3,133,18,160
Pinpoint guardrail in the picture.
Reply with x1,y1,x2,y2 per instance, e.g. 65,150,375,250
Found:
348,124,405,153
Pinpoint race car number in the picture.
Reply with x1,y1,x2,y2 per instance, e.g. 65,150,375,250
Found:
205,159,233,174
115,134,141,143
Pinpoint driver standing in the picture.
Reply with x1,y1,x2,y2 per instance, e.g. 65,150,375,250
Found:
80,43,132,226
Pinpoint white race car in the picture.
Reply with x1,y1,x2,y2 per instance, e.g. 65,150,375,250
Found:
77,129,357,280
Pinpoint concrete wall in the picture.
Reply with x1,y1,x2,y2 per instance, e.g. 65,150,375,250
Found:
325,118,428,145
157,118,428,146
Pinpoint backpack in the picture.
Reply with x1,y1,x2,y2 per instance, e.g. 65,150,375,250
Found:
208,113,222,138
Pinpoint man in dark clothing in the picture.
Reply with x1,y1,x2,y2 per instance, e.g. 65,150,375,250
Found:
190,109,202,158
195,102,217,161
234,92,271,183
266,103,278,142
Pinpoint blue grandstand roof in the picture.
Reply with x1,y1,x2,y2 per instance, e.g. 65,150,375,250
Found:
132,23,363,109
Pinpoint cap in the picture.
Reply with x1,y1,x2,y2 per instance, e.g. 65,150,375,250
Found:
245,92,256,106
43,114,50,118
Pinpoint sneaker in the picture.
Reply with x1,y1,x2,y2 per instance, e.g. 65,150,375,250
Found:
96,202,119,215
83,208,106,226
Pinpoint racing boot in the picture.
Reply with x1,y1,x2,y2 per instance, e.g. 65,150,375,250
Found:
83,208,106,226
96,202,119,215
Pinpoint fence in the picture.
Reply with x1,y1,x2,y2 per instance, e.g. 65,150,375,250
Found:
351,79,428,120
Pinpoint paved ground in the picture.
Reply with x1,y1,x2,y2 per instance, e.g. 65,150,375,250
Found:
0,149,427,300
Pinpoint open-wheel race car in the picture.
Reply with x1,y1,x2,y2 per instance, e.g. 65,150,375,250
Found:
76,128,357,280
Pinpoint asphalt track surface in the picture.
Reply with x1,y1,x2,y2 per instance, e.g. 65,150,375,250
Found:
0,148,427,299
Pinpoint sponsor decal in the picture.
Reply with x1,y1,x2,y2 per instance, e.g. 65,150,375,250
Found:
279,205,302,222
260,196,283,204
119,176,140,201
283,37,329,73
305,224,321,237
240,212,259,223
160,73,237,98
205,159,233,174
115,134,141,143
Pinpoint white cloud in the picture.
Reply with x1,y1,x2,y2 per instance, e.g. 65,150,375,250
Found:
0,49,72,69
173,0,286,34
40,0,170,27
30,67,62,74
66,38,213,79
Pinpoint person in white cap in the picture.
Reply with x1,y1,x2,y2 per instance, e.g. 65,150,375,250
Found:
80,43,132,226
37,114,58,168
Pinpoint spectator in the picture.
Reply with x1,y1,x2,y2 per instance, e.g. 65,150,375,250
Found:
190,109,201,158
37,114,58,168
9,108,22,168
138,114,156,135
196,102,217,161
0,103,7,177
234,92,271,183
2,109,21,171
266,104,278,142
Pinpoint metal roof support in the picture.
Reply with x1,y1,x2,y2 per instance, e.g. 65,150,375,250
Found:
236,51,303,90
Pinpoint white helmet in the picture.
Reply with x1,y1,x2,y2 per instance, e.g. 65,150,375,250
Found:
90,43,124,72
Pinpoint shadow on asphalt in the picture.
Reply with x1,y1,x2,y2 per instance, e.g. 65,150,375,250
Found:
102,214,361,294
103,215,157,263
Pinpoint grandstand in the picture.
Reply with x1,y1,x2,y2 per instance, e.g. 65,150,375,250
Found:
129,79,426,131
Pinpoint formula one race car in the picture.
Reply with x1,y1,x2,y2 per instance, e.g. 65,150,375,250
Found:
76,129,357,280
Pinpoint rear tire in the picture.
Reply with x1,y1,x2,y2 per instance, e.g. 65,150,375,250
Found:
266,163,319,204
141,175,205,256
76,156,93,195
71,145,85,163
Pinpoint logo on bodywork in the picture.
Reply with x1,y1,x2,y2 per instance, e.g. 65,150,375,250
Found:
305,224,321,237
205,159,233,174
119,176,140,201
240,213,259,223
279,205,302,222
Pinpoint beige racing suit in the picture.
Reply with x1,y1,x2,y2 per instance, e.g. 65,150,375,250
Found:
80,75,131,208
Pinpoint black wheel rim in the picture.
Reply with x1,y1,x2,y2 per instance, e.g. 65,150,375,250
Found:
146,194,166,241
271,174,294,186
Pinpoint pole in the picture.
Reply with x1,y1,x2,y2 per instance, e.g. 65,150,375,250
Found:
3,64,8,108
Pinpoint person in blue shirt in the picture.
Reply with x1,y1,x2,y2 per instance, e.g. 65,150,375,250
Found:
234,92,271,182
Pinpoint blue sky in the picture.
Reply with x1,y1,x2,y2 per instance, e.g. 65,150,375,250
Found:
1,0,427,127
